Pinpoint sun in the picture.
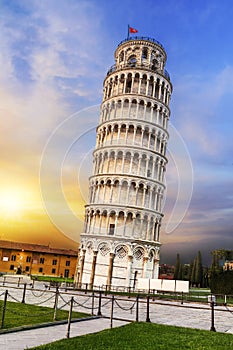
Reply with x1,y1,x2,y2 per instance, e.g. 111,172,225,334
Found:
0,191,24,218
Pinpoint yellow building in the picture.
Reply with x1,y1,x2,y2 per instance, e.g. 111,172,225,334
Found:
223,261,233,271
0,240,78,278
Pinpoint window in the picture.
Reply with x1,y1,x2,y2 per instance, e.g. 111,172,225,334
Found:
52,268,56,274
108,224,115,235
3,256,9,262
119,51,124,62
39,267,43,273
66,261,70,267
40,258,45,264
25,266,30,272
64,269,69,278
52,259,57,265
142,47,148,59
11,255,16,261
10,265,14,270
26,256,31,262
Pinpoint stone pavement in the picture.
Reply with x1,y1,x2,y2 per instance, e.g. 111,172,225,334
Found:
0,318,129,350
1,282,233,349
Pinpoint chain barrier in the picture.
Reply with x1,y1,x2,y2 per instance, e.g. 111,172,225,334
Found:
30,289,49,298
7,292,23,303
224,304,233,317
101,298,112,308
57,292,70,304
73,298,99,310
56,301,70,311
72,294,92,306
114,298,136,311
29,293,55,306
0,291,6,298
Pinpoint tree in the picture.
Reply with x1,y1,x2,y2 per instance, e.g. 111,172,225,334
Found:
174,253,181,280
195,251,203,287
190,257,197,287
190,251,203,287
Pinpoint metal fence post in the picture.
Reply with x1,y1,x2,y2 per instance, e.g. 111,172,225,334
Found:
136,294,139,322
97,291,102,316
91,291,95,315
53,286,59,321
21,283,27,303
110,295,114,328
66,296,74,338
146,295,151,322
1,289,8,329
210,301,216,332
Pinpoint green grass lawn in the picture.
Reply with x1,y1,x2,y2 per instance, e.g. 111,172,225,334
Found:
0,300,89,330
31,275,74,284
29,322,233,350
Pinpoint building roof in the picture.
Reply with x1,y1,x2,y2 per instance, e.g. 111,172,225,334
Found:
0,240,78,256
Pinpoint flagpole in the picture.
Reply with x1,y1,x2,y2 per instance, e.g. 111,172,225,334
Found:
127,24,129,39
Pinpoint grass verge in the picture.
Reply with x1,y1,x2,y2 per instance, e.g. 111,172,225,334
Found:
29,322,233,350
0,300,89,330
31,276,74,284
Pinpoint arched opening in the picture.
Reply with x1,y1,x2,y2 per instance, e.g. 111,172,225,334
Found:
128,55,137,67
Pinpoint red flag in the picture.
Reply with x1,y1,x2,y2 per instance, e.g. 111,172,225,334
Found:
129,26,138,34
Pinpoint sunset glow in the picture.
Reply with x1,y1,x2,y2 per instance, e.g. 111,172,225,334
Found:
1,0,233,264
0,190,27,219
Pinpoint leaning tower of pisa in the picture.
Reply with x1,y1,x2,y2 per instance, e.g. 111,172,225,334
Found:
76,36,172,290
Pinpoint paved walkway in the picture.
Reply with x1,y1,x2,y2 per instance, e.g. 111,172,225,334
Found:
1,282,233,349
0,318,128,349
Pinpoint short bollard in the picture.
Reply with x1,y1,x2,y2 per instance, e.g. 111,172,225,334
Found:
66,297,74,338
146,295,151,323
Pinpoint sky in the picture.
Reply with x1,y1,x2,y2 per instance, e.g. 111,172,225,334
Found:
0,0,233,265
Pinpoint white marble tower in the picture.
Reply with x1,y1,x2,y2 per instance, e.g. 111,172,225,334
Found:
76,36,172,290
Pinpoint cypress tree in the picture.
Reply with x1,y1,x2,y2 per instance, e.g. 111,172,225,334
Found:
191,257,197,286
174,253,180,280
195,251,203,287
178,262,183,280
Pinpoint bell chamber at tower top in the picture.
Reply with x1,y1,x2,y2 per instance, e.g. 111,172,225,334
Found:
103,36,172,106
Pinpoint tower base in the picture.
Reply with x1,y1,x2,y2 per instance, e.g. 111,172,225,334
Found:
75,234,160,291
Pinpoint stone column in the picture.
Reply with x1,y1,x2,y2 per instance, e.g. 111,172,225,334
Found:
106,252,115,290
89,250,98,287
142,256,149,278
123,213,127,236
126,255,133,287
158,82,162,100
78,249,86,286
152,258,160,279
98,214,103,234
